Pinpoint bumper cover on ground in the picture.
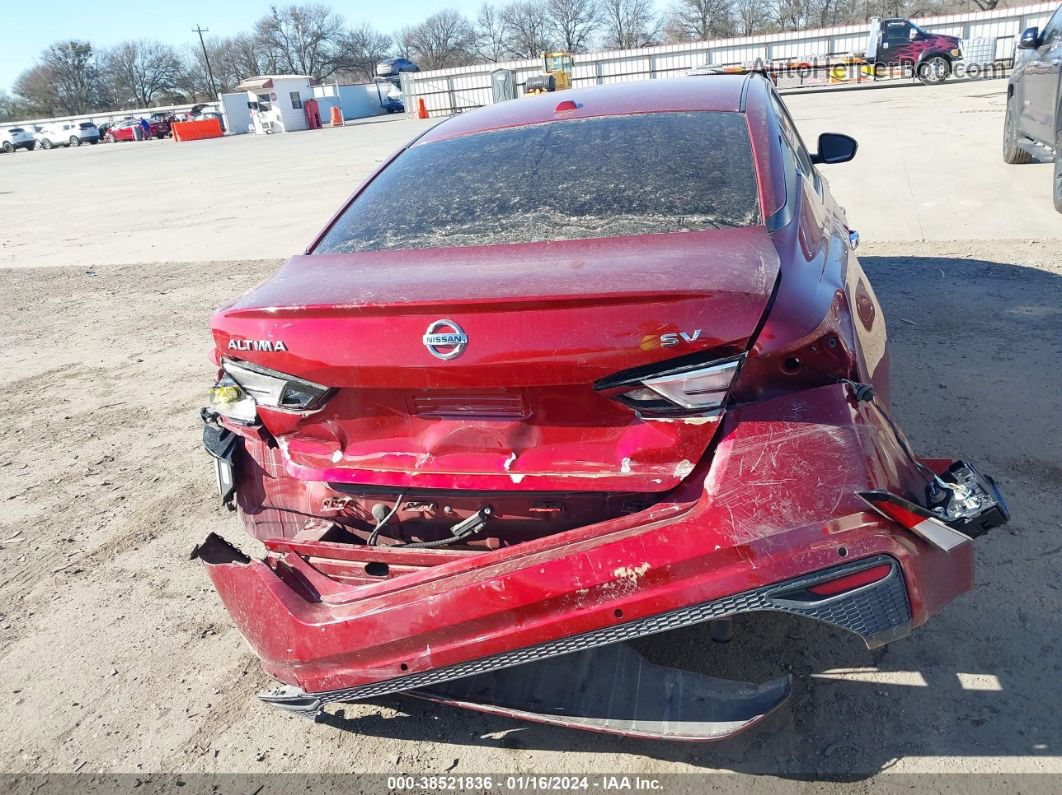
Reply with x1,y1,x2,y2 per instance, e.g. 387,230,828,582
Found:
243,553,908,738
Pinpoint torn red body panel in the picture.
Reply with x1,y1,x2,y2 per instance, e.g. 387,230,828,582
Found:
196,75,1007,740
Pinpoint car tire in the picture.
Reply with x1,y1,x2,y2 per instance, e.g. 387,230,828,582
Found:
1053,127,1062,214
105,132,115,143
41,138,52,150
1003,98,1034,164
917,56,951,86
69,136,80,147
1,142,12,154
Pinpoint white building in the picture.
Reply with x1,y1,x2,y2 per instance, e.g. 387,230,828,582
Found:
235,75,319,134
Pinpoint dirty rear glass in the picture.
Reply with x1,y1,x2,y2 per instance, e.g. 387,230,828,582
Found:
314,112,761,253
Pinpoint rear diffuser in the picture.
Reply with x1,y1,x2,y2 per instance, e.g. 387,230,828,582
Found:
409,641,792,741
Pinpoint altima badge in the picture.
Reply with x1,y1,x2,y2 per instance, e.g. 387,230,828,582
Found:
227,339,288,352
423,319,468,360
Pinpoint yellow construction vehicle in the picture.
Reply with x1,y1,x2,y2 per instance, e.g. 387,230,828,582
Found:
524,51,574,95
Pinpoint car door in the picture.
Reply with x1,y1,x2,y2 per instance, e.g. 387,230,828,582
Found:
1020,5,1062,144
879,19,915,66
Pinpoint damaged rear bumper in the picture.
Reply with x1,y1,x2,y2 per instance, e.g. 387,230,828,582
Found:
228,549,909,739
194,385,993,740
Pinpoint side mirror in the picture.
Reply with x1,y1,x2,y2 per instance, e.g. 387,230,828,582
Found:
1019,27,1040,49
810,132,857,165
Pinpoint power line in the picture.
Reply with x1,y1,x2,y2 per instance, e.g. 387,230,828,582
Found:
192,25,219,100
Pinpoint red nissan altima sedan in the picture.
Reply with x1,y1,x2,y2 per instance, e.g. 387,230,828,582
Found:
196,74,1008,741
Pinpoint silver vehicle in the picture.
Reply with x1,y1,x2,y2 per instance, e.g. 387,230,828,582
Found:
34,121,101,149
1,127,36,153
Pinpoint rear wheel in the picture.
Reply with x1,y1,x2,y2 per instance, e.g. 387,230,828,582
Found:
1,141,12,154
105,132,115,143
918,55,951,86
40,138,52,150
69,136,80,147
1003,98,1033,164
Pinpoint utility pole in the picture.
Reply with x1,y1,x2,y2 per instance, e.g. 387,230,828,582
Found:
192,25,219,100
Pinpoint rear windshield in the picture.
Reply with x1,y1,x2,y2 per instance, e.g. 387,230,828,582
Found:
8,128,23,133
79,122,96,129
314,111,761,254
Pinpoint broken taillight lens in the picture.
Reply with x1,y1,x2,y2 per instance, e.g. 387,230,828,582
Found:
209,359,332,423
612,355,744,416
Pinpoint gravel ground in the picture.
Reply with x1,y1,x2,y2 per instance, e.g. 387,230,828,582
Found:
2,239,1060,782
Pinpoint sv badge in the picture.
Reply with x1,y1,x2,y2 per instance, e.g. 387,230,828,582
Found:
659,329,702,347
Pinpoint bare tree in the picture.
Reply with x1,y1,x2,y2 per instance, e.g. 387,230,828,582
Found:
43,41,101,114
101,40,182,107
772,0,812,30
228,32,278,79
392,26,416,60
600,0,661,49
474,4,511,61
254,3,345,79
404,10,476,69
545,0,601,52
9,41,101,116
12,66,56,116
337,23,393,81
0,89,26,122
501,1,555,58
732,0,769,35
178,37,246,101
664,0,733,42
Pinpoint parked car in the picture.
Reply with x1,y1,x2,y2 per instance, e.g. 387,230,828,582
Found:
376,57,419,77
1,126,36,152
33,121,100,149
103,118,168,142
1004,2,1062,212
196,75,1009,740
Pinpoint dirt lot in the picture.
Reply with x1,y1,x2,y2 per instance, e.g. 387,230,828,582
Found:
2,239,1060,780
2,77,1061,784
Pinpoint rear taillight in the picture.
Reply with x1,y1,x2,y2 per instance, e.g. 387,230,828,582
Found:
860,490,972,552
597,354,744,417
208,359,331,423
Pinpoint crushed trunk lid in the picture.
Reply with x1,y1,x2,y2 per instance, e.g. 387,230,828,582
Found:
212,227,780,491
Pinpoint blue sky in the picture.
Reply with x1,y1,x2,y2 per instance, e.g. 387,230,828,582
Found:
0,0,486,92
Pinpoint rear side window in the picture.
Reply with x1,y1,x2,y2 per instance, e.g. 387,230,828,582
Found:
315,111,761,254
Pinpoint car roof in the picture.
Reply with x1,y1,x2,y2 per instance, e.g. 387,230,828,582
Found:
417,75,750,144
